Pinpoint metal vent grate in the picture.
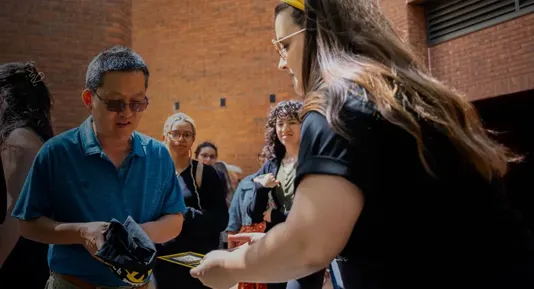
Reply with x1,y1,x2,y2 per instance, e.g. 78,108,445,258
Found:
426,0,534,45
520,0,534,8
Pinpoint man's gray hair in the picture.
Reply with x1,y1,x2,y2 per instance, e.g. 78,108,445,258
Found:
85,45,149,91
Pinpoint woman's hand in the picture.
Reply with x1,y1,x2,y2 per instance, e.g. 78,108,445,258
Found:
228,232,266,246
190,250,240,289
227,231,238,249
253,173,280,188
190,233,268,288
263,209,272,222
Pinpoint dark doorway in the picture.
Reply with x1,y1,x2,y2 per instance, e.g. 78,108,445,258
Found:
474,90,534,230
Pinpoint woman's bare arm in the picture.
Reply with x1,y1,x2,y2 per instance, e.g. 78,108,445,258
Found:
223,174,364,283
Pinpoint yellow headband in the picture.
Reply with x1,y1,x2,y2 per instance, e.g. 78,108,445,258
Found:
281,0,304,11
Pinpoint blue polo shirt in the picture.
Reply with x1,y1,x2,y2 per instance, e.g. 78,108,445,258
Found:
12,116,186,287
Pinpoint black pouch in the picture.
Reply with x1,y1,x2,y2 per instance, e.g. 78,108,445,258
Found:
96,216,157,287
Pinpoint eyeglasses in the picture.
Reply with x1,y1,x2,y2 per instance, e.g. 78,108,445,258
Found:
167,130,195,141
93,90,149,113
272,29,306,59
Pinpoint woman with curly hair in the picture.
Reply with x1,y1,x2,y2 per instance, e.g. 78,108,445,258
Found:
249,100,302,230
243,100,324,289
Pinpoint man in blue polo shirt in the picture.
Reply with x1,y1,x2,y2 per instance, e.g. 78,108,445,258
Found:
11,45,186,288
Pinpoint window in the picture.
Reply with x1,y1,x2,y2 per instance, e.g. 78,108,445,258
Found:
425,0,534,45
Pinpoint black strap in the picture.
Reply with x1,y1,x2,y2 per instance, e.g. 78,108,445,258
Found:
0,154,7,224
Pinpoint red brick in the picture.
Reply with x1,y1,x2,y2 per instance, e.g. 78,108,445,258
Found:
379,0,428,68
1,0,532,175
0,0,132,134
429,13,534,101
132,0,294,175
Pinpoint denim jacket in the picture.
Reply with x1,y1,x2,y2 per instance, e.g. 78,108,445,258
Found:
247,158,290,229
226,174,255,232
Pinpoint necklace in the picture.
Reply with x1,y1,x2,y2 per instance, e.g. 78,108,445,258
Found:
282,156,296,165
281,156,297,174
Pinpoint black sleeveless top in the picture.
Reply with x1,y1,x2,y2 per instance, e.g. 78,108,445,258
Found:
0,135,49,288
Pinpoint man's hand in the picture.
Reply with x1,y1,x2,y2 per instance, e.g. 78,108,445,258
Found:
79,222,109,257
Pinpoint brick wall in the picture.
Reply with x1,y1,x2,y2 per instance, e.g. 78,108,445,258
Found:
379,0,428,68
380,1,534,102
0,0,132,133
1,0,533,175
132,0,296,175
429,13,534,102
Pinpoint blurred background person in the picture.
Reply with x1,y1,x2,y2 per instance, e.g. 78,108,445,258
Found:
196,141,218,166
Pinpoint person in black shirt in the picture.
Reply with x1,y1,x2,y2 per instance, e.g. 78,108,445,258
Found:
0,61,53,288
191,0,534,289
195,142,234,208
154,112,229,289
195,141,235,250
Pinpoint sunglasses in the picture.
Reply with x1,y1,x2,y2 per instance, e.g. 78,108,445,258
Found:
272,28,306,59
93,90,149,113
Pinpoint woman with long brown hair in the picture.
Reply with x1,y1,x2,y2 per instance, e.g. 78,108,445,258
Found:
191,0,534,288
0,61,53,288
